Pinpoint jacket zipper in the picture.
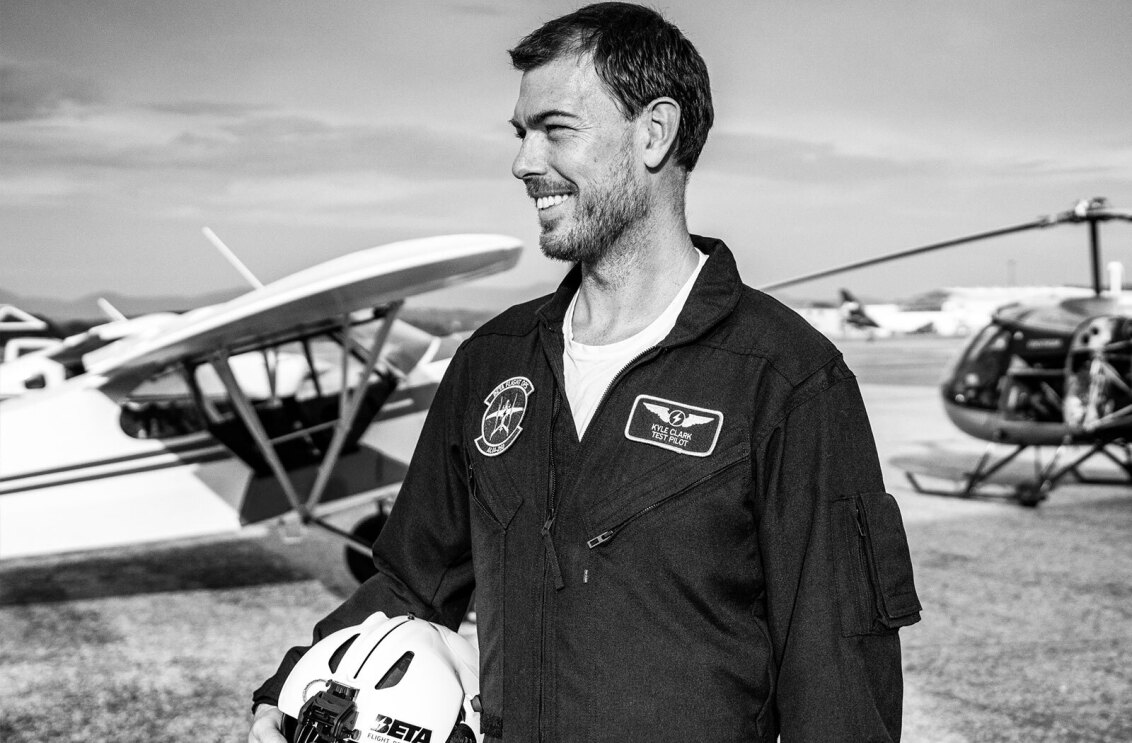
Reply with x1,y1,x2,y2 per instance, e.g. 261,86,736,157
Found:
466,458,478,508
543,389,565,590
537,333,659,741
538,387,563,743
586,456,746,549
466,458,502,527
853,497,878,629
584,346,660,438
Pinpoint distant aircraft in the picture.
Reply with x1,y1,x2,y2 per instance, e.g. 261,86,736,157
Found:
838,289,881,331
0,303,62,362
0,234,522,580
0,311,181,398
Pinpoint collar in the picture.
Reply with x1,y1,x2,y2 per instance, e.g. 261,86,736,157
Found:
535,235,743,348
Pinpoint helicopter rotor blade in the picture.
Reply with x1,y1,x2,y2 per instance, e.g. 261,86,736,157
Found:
757,198,1132,293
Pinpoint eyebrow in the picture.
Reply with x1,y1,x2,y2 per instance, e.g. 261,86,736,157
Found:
509,109,581,129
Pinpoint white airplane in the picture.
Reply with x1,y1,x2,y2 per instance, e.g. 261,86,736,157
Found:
0,234,522,581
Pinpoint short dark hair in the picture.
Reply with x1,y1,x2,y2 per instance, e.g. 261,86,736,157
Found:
509,2,713,171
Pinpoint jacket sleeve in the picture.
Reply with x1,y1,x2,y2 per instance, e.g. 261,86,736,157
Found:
252,346,475,708
755,359,921,741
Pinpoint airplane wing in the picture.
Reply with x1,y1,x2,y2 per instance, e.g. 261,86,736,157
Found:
82,234,522,379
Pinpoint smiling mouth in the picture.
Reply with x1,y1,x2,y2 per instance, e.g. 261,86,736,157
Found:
535,194,573,210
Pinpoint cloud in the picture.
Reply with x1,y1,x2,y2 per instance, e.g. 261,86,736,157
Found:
0,61,101,122
699,131,940,184
449,1,509,16
0,174,81,202
3,104,510,176
148,101,272,118
0,86,517,218
700,128,1132,187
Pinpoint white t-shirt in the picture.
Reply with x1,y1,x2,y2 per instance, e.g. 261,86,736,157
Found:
563,249,708,438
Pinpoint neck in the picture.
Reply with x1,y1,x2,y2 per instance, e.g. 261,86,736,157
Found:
570,210,698,345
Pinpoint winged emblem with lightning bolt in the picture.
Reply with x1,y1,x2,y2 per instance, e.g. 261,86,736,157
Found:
642,402,713,428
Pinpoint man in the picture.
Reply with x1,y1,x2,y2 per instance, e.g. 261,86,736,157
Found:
251,3,921,741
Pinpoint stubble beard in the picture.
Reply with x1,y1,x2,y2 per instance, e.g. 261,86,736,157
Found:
538,147,648,266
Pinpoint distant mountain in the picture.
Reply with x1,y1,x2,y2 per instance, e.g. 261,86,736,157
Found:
0,280,559,325
0,287,244,322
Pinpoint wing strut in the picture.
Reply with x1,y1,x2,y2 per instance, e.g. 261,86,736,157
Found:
211,350,309,521
305,301,402,513
206,302,404,538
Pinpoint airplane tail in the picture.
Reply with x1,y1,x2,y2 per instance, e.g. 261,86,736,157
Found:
839,288,881,329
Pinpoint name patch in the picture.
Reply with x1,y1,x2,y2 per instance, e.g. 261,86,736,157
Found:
624,395,723,457
475,376,534,457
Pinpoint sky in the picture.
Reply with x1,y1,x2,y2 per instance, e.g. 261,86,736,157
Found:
2,0,1131,310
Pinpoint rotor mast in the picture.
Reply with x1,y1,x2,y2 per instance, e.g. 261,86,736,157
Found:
1089,214,1102,296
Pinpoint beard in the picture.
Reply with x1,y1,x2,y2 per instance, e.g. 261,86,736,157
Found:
535,145,648,265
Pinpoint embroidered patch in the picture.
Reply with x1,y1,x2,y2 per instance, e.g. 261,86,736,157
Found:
475,376,534,457
624,394,723,457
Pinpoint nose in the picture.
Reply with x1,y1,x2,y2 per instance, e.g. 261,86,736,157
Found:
511,133,546,181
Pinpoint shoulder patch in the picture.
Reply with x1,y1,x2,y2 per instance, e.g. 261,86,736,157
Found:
624,394,723,457
475,376,534,456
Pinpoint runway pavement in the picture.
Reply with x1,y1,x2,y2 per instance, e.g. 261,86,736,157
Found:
1,336,1129,742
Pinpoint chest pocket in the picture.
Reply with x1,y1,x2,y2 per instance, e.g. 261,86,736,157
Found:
582,441,750,549
467,456,525,529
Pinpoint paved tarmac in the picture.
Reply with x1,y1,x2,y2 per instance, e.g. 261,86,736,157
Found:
1,336,1129,741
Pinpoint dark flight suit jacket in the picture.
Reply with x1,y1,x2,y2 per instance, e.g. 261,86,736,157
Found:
254,236,922,742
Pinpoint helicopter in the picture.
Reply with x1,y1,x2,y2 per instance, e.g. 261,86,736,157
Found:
759,197,1132,506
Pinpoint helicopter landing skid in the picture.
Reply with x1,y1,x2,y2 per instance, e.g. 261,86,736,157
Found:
903,440,1132,506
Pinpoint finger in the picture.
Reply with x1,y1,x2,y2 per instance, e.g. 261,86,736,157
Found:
249,705,287,743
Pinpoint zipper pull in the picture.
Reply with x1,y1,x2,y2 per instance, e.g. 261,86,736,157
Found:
541,509,565,590
853,501,867,537
587,530,615,549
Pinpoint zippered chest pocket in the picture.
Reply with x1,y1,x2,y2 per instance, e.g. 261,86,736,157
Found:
583,444,750,550
467,458,525,530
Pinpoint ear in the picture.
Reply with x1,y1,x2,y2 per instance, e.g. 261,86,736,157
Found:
641,97,681,169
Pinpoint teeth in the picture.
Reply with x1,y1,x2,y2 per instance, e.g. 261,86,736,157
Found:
535,194,571,210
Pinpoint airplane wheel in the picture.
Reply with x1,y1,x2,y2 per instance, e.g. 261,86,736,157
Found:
1015,482,1048,508
345,511,388,583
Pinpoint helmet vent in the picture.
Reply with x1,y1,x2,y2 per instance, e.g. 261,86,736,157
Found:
375,651,414,690
328,634,359,674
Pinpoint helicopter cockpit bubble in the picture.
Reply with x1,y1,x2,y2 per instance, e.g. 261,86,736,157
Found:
943,323,1012,410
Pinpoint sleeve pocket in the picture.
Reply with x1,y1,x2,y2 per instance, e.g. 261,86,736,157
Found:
831,492,922,636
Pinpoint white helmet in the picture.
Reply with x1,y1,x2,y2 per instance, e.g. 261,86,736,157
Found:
278,613,481,743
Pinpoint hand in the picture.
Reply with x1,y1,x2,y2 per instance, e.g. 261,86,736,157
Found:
248,704,287,743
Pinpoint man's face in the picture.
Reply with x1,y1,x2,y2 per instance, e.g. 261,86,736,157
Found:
510,54,648,264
